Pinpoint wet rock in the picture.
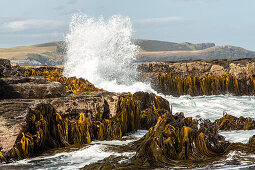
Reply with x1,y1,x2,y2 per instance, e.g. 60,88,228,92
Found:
0,90,170,162
152,72,255,96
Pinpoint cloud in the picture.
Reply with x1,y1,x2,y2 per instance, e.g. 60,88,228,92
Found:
134,17,198,27
0,17,68,47
0,18,67,33
67,0,78,4
135,17,188,24
53,5,66,11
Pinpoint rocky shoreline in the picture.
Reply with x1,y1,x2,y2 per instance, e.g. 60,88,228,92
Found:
0,58,255,169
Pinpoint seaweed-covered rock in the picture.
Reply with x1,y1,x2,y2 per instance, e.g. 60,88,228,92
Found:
131,113,229,168
152,72,255,96
214,114,255,130
133,91,171,129
0,91,171,162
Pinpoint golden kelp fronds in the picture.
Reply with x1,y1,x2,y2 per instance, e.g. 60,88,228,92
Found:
0,152,7,163
155,72,253,96
55,112,94,145
215,113,255,130
131,113,230,168
24,68,102,94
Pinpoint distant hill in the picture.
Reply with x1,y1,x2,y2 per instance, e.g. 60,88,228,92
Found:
133,39,215,51
137,45,255,62
0,42,65,66
0,39,255,65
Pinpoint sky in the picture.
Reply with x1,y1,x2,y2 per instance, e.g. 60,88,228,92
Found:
0,0,254,50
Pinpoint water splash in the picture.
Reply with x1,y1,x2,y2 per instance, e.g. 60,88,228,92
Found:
63,13,149,93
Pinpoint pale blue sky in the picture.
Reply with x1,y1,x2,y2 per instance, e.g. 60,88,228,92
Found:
0,0,254,50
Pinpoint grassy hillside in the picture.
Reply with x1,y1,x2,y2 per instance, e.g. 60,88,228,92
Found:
0,40,255,65
0,42,64,65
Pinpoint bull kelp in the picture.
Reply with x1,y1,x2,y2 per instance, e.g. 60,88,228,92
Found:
154,72,255,96
24,68,101,94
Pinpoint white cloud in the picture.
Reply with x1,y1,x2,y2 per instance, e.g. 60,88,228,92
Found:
0,19,67,33
68,0,78,4
134,17,195,25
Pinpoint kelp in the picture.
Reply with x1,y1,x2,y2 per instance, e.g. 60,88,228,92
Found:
154,72,255,96
2,92,167,162
214,113,255,130
133,91,171,129
24,68,101,94
93,93,141,140
127,112,255,168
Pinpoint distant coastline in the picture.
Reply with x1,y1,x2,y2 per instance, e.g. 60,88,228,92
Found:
1,39,255,66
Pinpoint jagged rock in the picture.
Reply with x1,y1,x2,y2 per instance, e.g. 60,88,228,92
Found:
130,113,228,168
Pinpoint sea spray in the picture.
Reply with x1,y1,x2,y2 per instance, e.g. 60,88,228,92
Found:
63,13,152,93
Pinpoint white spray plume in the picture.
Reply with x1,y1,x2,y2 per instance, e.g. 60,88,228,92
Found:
63,13,151,93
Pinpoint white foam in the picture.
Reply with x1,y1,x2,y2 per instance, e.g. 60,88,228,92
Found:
220,130,255,144
164,94,255,121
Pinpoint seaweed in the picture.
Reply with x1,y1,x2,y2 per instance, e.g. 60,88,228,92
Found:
154,72,254,96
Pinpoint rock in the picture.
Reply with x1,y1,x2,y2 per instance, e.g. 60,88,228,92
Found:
0,100,36,154
210,65,225,76
0,59,24,78
42,92,120,119
0,78,68,99
0,59,12,77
